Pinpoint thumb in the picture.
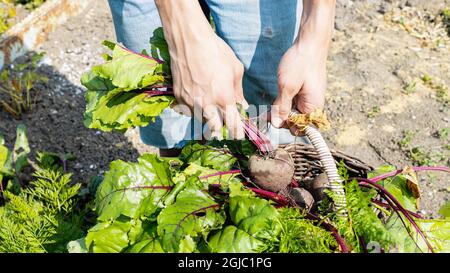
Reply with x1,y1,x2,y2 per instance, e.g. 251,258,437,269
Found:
271,89,295,128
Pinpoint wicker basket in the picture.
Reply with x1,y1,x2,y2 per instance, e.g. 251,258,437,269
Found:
279,142,373,185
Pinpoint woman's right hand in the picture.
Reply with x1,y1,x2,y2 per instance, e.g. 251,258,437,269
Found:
156,0,247,140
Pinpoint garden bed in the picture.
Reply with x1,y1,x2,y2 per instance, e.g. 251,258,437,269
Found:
0,0,91,71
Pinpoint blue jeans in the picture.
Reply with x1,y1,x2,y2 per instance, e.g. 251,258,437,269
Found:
108,0,305,149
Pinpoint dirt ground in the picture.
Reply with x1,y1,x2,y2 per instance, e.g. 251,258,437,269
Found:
0,0,448,217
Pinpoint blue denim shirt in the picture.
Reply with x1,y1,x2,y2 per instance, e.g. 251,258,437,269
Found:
107,0,307,149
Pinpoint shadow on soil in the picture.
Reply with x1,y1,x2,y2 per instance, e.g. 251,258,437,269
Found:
0,51,141,184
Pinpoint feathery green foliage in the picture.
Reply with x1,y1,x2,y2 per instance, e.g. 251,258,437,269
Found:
325,164,394,252
262,208,338,253
0,164,83,253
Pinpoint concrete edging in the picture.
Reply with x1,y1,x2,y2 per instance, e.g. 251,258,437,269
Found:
0,0,91,70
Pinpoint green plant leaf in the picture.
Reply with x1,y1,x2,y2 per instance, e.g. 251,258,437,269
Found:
379,175,418,211
173,163,240,188
150,27,170,74
207,225,264,253
67,238,87,253
81,40,172,132
13,124,30,173
126,237,164,253
367,165,397,178
80,71,115,92
95,154,173,221
87,92,174,132
386,214,450,253
228,194,280,240
369,167,419,212
85,221,131,253
0,142,12,182
208,139,257,158
157,177,225,252
92,44,163,90
180,142,237,171
344,180,394,249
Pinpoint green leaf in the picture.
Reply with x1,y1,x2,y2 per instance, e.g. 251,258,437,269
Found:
150,27,170,74
386,214,450,253
13,124,30,173
157,177,225,252
207,225,264,253
228,180,255,198
369,166,419,212
378,175,418,211
85,221,131,253
368,165,396,179
440,202,450,219
80,71,115,92
344,180,394,249
0,142,12,183
261,208,338,253
228,194,280,240
102,40,116,51
173,163,240,188
208,139,256,158
67,238,87,253
92,45,163,90
81,40,172,132
126,238,164,253
95,154,173,221
180,142,237,171
87,92,174,131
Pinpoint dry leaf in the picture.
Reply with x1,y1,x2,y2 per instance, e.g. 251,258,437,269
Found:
287,109,331,134
402,166,421,208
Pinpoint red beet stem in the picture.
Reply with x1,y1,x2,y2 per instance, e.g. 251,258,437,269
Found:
143,90,174,97
247,187,289,205
370,166,450,183
118,44,164,63
306,213,349,253
199,170,241,180
241,114,273,153
371,199,424,219
357,178,434,253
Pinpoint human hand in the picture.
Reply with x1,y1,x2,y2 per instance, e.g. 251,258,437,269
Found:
156,0,247,139
271,41,327,129
169,34,247,139
270,0,335,129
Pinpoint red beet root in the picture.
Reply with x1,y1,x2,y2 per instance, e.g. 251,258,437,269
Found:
248,148,295,192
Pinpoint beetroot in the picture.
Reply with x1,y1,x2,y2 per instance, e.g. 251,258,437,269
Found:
310,173,328,202
290,187,315,212
248,148,295,192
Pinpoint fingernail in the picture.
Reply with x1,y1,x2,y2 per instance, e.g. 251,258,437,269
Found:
242,100,249,110
271,117,283,128
210,131,223,140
